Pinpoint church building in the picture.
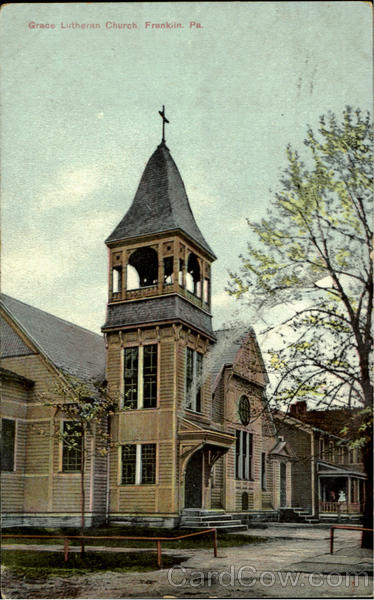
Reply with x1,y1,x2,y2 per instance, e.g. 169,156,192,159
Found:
1,114,294,528
101,119,293,527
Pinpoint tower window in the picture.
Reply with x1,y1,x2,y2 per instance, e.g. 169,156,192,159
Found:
186,253,201,297
203,278,210,304
124,347,139,409
163,256,174,285
178,259,184,286
235,430,253,480
1,418,15,472
112,266,122,294
127,246,158,289
185,348,203,413
121,443,156,485
123,344,158,409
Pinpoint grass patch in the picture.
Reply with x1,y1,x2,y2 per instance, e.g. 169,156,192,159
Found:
3,526,264,549
2,549,186,578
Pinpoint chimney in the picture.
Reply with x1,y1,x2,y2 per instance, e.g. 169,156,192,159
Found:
290,400,307,419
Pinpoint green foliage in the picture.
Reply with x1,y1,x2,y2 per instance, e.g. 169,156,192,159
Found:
228,107,373,422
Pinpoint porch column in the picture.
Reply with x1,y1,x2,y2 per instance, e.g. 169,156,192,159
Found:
347,476,351,509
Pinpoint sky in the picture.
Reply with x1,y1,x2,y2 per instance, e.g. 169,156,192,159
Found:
1,1,372,336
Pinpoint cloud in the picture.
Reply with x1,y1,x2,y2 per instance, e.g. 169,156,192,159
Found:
36,166,104,210
212,292,235,308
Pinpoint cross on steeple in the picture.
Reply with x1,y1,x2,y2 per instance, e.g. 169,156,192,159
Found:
158,105,169,143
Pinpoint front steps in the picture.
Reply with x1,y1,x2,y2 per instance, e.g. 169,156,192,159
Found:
180,509,247,533
279,507,320,524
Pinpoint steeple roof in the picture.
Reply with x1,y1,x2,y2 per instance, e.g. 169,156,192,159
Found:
106,142,216,258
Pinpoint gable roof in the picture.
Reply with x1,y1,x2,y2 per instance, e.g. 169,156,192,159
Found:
207,327,251,390
1,294,106,382
105,142,216,259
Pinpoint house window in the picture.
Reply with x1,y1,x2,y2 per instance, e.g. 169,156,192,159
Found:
185,347,203,412
338,445,347,464
62,422,82,472
328,441,334,462
123,344,158,409
349,448,356,463
319,437,325,460
238,395,250,426
235,430,253,480
1,418,15,471
261,452,266,490
121,443,156,485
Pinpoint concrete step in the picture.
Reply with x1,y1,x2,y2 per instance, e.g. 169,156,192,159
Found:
181,523,247,533
181,514,234,523
181,509,225,517
182,519,244,528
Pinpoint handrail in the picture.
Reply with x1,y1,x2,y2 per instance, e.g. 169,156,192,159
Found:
1,528,218,569
329,525,373,554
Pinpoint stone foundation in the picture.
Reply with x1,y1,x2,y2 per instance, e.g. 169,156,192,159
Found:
2,513,106,528
109,515,180,529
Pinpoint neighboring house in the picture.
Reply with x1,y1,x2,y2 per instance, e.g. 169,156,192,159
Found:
1,295,106,527
274,401,366,521
2,138,293,528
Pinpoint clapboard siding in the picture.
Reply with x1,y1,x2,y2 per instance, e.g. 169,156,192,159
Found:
1,475,25,511
160,341,174,409
118,486,156,512
25,422,50,473
2,354,57,395
158,442,173,484
53,475,90,511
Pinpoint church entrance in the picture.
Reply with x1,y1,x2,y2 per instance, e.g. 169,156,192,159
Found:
184,450,203,508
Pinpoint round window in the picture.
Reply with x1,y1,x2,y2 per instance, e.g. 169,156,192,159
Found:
239,395,250,426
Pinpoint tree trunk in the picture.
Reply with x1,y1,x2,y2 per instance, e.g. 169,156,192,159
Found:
80,433,86,556
361,434,373,549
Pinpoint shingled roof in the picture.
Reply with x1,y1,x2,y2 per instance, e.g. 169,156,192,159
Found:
206,327,250,390
105,142,216,259
1,294,106,382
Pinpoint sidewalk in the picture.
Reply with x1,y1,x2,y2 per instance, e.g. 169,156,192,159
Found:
2,528,373,598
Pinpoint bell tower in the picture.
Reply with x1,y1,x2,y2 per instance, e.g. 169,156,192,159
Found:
102,111,234,526
102,110,216,337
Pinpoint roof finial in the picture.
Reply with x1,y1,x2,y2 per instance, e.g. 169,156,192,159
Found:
158,105,169,144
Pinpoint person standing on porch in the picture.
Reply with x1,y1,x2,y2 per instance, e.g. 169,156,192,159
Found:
338,490,346,503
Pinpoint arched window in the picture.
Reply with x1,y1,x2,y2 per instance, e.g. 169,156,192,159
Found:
127,247,158,290
186,253,201,296
238,395,250,426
